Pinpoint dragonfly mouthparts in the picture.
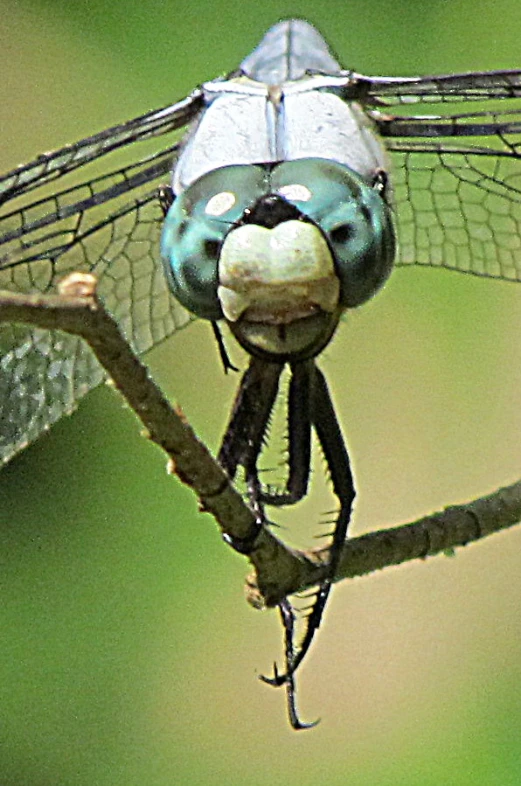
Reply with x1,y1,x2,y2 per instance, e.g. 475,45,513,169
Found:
218,219,340,324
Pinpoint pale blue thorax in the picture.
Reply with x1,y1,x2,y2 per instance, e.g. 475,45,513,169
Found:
172,20,389,195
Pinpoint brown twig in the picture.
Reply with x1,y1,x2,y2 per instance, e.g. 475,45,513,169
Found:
1,273,520,609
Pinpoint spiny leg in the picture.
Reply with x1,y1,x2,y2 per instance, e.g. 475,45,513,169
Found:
231,366,315,729
218,357,316,727
217,355,283,552
259,362,316,728
277,599,319,730
263,361,356,685
219,356,312,512
250,360,317,728
259,360,312,507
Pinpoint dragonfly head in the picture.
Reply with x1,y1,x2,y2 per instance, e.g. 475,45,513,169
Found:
161,159,395,360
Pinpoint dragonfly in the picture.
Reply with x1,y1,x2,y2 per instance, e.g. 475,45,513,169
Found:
2,19,521,729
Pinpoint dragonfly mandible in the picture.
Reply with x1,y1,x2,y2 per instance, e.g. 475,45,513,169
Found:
2,19,521,729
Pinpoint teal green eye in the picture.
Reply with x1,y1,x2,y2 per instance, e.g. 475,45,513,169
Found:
161,164,270,319
271,158,396,308
322,184,395,307
161,196,226,320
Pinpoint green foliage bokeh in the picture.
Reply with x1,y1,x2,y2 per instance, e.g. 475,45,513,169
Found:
2,1,521,783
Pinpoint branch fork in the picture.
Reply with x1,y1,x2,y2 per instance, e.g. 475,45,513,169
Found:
1,272,520,610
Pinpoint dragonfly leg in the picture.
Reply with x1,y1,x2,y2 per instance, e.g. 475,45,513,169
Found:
211,322,239,374
217,356,283,553
263,362,356,684
274,599,319,730
259,361,312,507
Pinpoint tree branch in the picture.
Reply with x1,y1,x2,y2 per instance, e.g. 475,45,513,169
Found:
2,274,520,609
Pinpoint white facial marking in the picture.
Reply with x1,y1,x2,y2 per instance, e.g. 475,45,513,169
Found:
206,191,236,216
277,183,312,202
218,220,339,323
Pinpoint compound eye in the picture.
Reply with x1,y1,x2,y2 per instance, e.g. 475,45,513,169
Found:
272,158,396,308
160,164,269,320
325,190,395,308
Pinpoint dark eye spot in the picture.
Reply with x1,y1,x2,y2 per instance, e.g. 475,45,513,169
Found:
360,204,372,222
330,223,354,244
177,220,189,238
204,238,221,259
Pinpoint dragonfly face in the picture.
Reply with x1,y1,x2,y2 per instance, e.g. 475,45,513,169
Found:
161,158,395,359
2,18,521,728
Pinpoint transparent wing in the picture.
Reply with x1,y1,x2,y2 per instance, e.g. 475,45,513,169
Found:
353,68,521,103
360,72,521,278
0,90,204,202
0,93,204,466
389,137,521,278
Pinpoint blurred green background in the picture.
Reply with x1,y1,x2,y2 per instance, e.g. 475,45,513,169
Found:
2,0,521,783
